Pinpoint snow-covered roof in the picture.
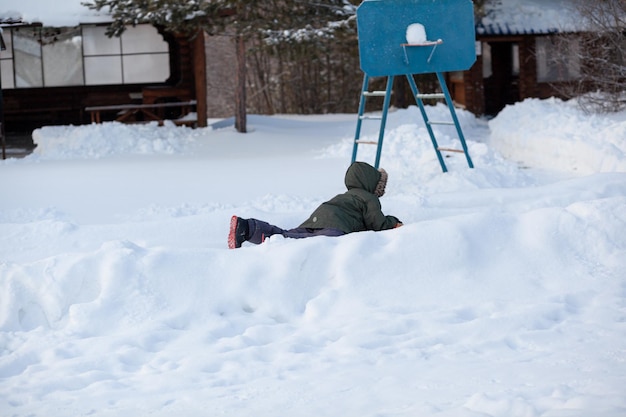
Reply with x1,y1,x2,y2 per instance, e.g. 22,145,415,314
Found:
478,0,585,35
0,0,110,27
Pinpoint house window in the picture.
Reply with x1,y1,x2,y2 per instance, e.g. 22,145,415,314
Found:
82,24,170,85
83,25,122,85
0,28,15,88
512,43,520,76
43,27,85,87
536,36,581,83
0,24,170,89
482,42,492,78
12,27,44,87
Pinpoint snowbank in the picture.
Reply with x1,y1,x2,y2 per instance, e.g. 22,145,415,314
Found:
490,98,626,174
1,98,625,417
31,121,203,160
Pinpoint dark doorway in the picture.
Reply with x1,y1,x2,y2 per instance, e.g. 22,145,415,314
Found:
483,42,520,115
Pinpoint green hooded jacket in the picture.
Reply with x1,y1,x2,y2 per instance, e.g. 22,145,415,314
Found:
299,162,401,233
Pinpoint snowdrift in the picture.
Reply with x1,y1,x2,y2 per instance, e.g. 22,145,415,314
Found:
1,98,625,417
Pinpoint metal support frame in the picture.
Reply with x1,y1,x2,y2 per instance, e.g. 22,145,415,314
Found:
352,72,474,172
351,74,394,169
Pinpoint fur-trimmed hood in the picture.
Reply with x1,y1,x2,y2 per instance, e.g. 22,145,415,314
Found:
344,162,387,197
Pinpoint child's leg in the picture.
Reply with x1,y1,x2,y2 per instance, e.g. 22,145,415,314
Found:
283,227,345,239
246,218,288,244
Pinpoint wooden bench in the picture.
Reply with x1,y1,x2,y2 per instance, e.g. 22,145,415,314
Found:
85,100,197,126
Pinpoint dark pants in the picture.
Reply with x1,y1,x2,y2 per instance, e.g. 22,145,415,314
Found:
246,218,345,244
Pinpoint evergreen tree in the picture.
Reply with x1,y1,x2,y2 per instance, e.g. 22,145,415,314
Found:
473,0,502,22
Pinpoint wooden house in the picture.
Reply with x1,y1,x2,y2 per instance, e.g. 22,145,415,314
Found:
0,5,207,144
450,0,587,116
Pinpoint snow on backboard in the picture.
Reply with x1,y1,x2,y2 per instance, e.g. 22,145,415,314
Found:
357,0,476,76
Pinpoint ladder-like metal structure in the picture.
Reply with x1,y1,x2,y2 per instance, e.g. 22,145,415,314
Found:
351,72,474,172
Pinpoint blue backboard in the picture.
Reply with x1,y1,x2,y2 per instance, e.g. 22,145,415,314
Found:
357,0,476,76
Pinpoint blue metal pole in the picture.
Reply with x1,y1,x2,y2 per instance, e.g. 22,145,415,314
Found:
351,74,370,163
406,74,447,172
436,72,474,169
374,75,394,169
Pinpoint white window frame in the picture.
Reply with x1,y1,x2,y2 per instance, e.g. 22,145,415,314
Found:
0,23,170,89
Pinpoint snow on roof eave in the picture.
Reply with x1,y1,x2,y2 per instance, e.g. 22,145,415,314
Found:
0,5,111,28
475,22,566,37
0,20,112,29
0,17,27,25
1,20,40,39
0,16,113,28
477,0,589,36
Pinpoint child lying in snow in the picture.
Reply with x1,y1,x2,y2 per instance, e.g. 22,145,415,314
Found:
228,161,403,249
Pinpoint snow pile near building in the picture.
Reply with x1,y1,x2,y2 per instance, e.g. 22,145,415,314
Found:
31,122,203,160
490,97,626,174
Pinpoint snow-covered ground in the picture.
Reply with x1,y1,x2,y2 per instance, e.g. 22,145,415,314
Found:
1,98,625,417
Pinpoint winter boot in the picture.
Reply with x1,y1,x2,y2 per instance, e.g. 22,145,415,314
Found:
228,215,249,249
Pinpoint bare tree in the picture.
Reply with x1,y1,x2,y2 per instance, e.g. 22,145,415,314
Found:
555,0,626,112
